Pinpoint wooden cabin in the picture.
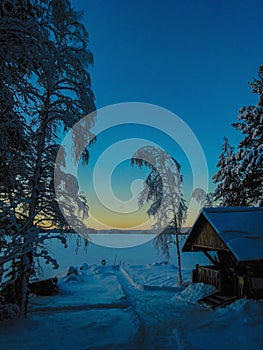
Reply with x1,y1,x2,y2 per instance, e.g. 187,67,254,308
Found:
183,207,263,304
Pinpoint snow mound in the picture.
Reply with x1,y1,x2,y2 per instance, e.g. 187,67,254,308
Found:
174,283,216,304
80,263,89,271
148,260,170,266
217,297,263,316
89,265,115,275
62,273,85,283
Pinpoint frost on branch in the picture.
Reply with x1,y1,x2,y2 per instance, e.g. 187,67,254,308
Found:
0,0,95,318
131,146,187,285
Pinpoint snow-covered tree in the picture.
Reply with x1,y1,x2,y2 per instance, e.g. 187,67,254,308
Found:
213,65,263,207
192,188,214,208
232,66,263,205
0,0,95,317
0,0,39,194
131,146,187,285
21,0,95,229
213,137,241,206
0,1,43,315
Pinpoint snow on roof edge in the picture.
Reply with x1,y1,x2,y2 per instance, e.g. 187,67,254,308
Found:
201,207,263,261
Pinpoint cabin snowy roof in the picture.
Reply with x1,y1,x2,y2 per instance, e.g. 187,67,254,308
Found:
183,207,263,262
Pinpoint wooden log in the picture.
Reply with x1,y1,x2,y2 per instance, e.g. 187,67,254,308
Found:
29,277,58,296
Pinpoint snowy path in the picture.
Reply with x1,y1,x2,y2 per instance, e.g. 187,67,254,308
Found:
115,266,191,349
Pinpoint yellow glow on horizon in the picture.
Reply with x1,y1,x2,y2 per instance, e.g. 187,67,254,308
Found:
85,201,200,231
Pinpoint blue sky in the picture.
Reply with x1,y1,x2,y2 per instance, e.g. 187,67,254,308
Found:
70,0,263,229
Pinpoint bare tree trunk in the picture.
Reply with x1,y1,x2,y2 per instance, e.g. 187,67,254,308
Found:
18,117,47,318
171,201,183,286
175,233,183,285
18,254,31,318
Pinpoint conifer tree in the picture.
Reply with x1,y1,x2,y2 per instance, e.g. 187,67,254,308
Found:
213,137,241,206
214,66,263,207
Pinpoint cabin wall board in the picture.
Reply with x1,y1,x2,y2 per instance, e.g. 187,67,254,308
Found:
193,219,227,251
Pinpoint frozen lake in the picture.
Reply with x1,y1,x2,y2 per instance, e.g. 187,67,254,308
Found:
39,232,208,280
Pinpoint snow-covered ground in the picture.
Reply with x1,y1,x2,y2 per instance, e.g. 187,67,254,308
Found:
1,234,263,349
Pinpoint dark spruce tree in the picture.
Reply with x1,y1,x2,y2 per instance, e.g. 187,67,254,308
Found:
213,65,263,207
213,137,241,206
